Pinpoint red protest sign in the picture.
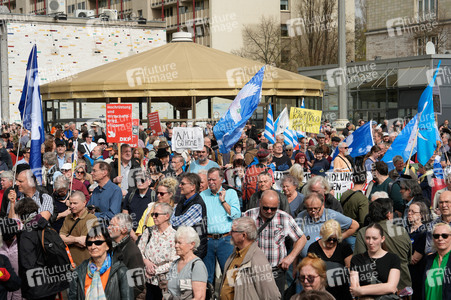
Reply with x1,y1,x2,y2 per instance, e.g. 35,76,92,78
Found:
129,119,139,148
106,104,133,143
147,112,163,136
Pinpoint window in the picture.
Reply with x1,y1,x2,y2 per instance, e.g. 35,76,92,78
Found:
281,49,290,63
164,7,173,17
179,6,187,14
77,2,86,9
281,24,288,37
195,1,204,11
416,36,438,55
280,0,288,10
138,9,142,17
418,0,436,16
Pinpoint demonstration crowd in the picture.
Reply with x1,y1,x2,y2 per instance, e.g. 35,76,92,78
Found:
0,118,450,300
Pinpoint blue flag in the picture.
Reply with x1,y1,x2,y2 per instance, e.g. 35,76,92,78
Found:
417,61,441,165
331,121,374,160
301,97,305,108
18,45,45,183
214,66,265,153
264,104,276,144
382,115,418,171
283,128,298,148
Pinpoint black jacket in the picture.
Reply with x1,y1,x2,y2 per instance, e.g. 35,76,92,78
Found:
173,193,208,259
112,236,145,298
68,256,133,300
110,159,141,190
0,254,21,300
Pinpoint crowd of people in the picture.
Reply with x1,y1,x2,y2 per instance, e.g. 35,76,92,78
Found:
0,118,449,299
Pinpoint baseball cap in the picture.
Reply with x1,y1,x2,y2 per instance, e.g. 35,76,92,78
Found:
55,140,65,147
311,166,326,177
61,163,72,170
317,133,325,138
97,138,106,144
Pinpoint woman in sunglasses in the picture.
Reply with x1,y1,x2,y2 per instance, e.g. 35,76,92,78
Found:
69,225,133,299
307,220,353,300
74,163,92,190
423,223,451,300
291,253,334,299
137,203,178,300
349,223,400,299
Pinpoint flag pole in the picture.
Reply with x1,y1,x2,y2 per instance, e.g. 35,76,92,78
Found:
117,97,122,188
406,128,419,170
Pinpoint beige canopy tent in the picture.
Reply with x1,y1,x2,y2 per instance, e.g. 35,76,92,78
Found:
41,38,323,100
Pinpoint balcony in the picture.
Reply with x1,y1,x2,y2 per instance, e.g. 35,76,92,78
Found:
151,0,179,8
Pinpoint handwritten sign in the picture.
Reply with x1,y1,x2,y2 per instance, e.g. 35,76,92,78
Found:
106,104,132,143
147,112,163,136
289,107,322,133
172,127,204,152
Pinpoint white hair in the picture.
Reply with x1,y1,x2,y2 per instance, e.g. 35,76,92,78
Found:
175,226,200,250
371,191,389,201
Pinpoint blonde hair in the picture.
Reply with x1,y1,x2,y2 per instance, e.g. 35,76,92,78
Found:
320,220,342,246
288,164,304,183
156,177,178,206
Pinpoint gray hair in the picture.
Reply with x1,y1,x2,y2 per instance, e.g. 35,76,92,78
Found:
285,144,293,150
371,191,389,201
175,226,200,250
338,142,347,148
112,213,133,234
281,174,299,188
303,176,331,196
232,217,257,241
43,152,58,166
1,171,14,182
392,155,404,165
276,134,284,141
70,190,86,202
198,169,208,176
288,164,304,183
154,202,174,216
54,175,69,191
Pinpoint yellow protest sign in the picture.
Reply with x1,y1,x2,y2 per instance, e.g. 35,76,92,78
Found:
289,107,322,133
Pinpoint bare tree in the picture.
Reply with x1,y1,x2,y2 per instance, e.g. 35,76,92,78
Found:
355,0,367,61
231,16,284,67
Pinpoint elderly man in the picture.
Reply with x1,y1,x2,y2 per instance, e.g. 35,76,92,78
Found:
55,140,67,169
300,176,343,214
247,171,290,214
111,144,140,194
389,155,418,180
243,149,274,205
399,179,430,219
166,154,185,180
272,142,292,172
200,168,241,283
7,169,54,220
220,217,281,300
244,138,258,166
51,176,72,232
296,193,359,257
333,142,353,172
244,190,306,295
81,131,97,155
90,145,104,162
42,152,63,193
87,161,123,221
60,191,98,266
109,213,146,299
433,173,451,213
0,171,14,209
188,145,220,173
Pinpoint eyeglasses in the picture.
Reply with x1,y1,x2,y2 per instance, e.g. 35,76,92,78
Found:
342,147,349,149
262,206,278,212
326,237,338,243
433,233,451,239
298,275,319,283
180,182,191,186
151,212,167,218
305,207,322,212
231,230,244,233
86,240,106,247
157,192,168,196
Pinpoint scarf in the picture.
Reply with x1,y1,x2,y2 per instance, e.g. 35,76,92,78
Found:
86,253,111,300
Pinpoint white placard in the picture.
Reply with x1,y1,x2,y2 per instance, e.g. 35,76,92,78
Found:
172,127,204,152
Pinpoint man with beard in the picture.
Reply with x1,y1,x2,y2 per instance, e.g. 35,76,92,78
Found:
187,145,219,174
272,142,292,172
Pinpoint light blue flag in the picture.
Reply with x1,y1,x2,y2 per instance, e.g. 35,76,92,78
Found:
264,104,276,144
331,121,374,161
214,66,265,154
382,114,418,171
301,97,305,108
417,61,441,165
283,128,298,148
18,45,45,183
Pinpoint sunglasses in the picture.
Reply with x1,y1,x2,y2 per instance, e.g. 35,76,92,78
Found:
86,240,106,247
151,212,167,218
298,275,319,283
76,171,85,174
157,192,168,196
262,206,278,212
433,233,451,239
326,237,338,243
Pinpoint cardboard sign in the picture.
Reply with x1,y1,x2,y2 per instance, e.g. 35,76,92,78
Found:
172,127,204,152
106,104,133,143
289,107,322,133
129,119,139,148
147,112,163,136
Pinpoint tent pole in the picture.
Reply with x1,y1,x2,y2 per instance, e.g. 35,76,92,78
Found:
118,97,121,188
192,96,196,125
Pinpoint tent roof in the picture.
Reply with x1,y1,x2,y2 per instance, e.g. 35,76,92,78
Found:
40,41,324,100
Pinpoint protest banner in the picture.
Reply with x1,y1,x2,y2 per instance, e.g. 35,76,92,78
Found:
172,127,204,152
106,104,132,143
274,171,289,191
147,112,163,136
289,107,322,133
129,119,139,148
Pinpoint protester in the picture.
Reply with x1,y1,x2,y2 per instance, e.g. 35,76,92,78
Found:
426,191,451,254
220,217,281,300
0,218,22,300
165,226,208,300
68,225,133,299
188,145,220,173
42,151,62,193
281,174,305,217
247,171,290,213
273,142,292,171
111,144,140,194
60,163,90,200
137,203,178,300
243,148,274,205
363,145,381,172
389,155,418,180
301,176,343,213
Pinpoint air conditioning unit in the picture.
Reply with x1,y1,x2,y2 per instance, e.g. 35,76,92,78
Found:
47,0,66,14
74,9,95,18
101,8,118,21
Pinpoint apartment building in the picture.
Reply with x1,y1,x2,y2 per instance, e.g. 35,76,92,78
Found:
366,0,451,60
